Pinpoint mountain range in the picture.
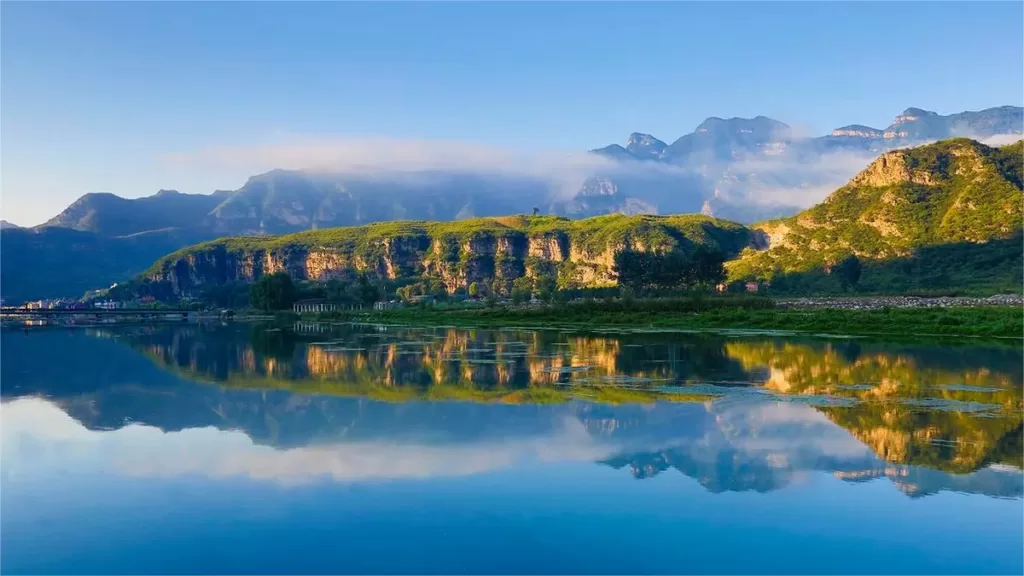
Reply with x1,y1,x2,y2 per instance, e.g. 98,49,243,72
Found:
30,105,1024,235
586,105,1023,219
140,138,1023,300
1,105,1021,303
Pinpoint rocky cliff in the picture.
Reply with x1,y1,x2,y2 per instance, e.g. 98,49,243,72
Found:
145,214,754,295
725,138,1024,292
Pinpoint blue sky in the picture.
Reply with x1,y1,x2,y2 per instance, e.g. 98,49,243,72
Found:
2,2,1022,226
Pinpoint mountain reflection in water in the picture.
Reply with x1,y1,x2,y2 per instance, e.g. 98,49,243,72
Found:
2,323,1020,499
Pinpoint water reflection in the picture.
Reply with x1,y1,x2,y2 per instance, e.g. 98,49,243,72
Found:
2,323,1020,498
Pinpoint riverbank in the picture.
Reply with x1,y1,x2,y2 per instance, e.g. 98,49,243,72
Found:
347,300,1022,340
777,294,1023,310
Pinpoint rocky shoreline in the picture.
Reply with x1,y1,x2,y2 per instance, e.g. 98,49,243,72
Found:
777,294,1023,310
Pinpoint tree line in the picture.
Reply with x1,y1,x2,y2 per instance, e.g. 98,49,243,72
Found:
611,246,727,295
249,272,381,312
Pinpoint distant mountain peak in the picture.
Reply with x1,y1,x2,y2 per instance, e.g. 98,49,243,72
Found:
831,124,884,138
590,143,637,161
0,220,22,230
891,107,939,126
627,132,662,146
695,117,725,132
900,107,937,117
695,115,790,136
155,189,181,197
625,133,667,160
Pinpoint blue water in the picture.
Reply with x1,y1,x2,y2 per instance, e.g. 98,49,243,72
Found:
2,324,1021,574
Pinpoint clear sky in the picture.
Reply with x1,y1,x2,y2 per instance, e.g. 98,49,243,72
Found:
2,1,1022,226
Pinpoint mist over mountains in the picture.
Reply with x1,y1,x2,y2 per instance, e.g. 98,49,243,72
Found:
586,105,1023,220
1,105,1020,303
37,105,1024,235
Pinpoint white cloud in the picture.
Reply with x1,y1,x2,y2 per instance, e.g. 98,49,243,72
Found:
159,129,1023,219
979,134,1024,147
0,398,619,487
164,135,625,202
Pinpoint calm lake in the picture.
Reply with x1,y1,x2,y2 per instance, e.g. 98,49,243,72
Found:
2,322,1021,575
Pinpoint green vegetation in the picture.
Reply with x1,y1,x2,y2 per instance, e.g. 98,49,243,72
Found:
359,299,1022,339
613,246,726,294
750,236,1024,296
143,213,752,291
149,213,748,259
728,139,1024,294
249,272,297,311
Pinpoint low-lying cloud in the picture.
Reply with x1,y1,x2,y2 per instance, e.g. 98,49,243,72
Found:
163,129,1023,221
978,133,1024,147
166,136,622,201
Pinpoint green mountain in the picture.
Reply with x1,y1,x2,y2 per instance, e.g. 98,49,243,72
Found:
143,214,754,295
726,139,1024,294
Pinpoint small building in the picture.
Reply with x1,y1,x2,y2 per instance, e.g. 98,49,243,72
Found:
744,282,759,293
715,283,728,294
293,299,338,313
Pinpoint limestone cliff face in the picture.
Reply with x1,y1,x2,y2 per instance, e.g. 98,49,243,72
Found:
847,150,938,189
527,234,569,261
146,214,754,295
154,233,651,293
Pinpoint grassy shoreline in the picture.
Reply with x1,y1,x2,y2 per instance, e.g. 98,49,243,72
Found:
318,301,1024,340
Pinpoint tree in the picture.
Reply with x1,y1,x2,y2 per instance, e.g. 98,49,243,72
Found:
396,285,412,302
614,249,698,294
687,246,726,287
511,276,533,304
468,282,479,298
535,274,557,303
356,273,380,306
612,250,651,294
532,207,540,216
490,278,506,299
427,279,448,300
249,272,296,311
325,278,357,306
836,254,862,291
650,250,690,290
